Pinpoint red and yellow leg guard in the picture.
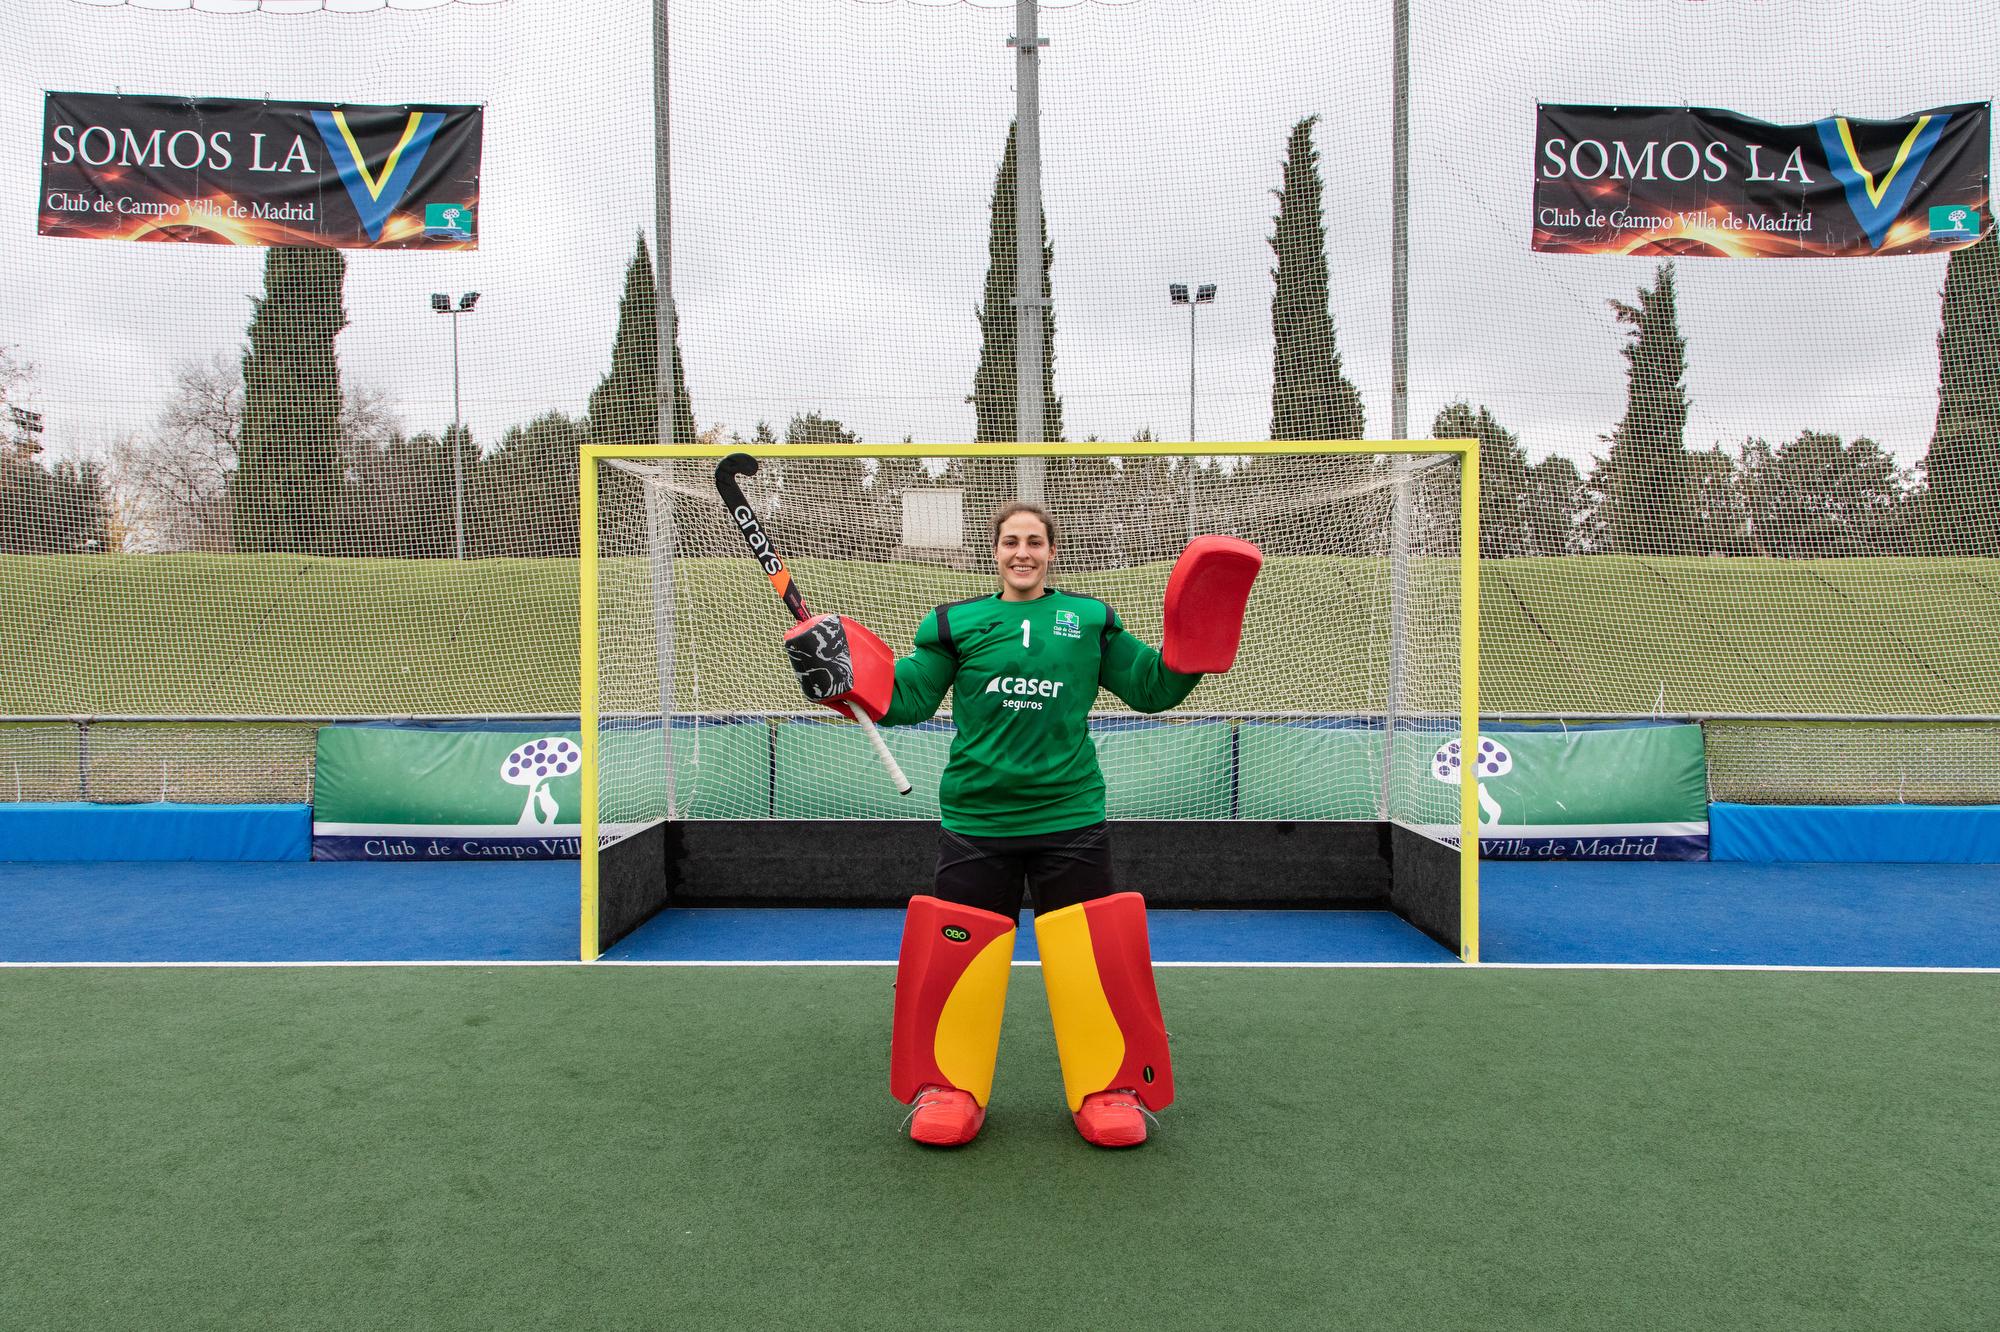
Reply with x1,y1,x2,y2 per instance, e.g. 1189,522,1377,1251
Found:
1034,892,1174,1113
890,896,1016,1108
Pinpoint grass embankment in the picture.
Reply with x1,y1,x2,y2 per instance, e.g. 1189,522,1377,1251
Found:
4,552,2000,716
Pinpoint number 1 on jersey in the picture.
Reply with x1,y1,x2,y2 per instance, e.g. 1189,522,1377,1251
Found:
1021,618,1031,647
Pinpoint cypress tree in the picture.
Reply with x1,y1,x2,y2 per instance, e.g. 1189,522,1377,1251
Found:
1269,115,1365,442
1921,227,2000,555
0,451,113,554
588,233,696,554
234,247,347,553
783,412,883,558
969,122,1062,445
1593,262,1696,554
472,410,586,558
965,123,1061,540
588,232,696,452
1432,401,1530,557
1520,455,1586,556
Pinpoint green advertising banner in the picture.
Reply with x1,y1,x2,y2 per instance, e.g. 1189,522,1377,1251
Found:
314,724,588,860
1416,722,1709,860
312,722,774,860
314,719,1707,861
1234,721,1708,859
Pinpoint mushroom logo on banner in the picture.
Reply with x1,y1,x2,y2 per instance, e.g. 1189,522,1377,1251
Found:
503,737,580,828
1432,735,1514,825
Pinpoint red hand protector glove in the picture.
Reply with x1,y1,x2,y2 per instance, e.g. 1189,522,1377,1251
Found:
782,614,895,722
1161,535,1263,674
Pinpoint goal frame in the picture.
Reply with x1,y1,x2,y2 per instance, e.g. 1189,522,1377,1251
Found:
578,439,1481,961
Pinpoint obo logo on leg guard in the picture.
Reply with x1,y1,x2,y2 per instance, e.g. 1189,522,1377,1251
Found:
892,897,1017,1109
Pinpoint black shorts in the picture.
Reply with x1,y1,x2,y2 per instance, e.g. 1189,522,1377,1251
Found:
932,821,1113,919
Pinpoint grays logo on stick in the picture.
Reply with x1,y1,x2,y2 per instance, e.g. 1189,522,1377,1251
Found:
714,451,911,795
731,504,784,576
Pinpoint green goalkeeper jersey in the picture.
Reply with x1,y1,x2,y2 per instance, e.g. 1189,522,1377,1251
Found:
880,588,1200,837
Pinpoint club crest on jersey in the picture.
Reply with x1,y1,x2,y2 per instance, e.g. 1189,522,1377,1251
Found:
1053,609,1081,639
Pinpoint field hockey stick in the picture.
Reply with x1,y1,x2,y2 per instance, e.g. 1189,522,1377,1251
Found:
715,453,912,795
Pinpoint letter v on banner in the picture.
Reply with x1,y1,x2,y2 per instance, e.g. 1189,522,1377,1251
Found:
310,109,443,241
1814,112,1948,249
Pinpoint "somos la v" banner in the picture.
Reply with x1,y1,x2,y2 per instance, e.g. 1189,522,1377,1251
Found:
39,92,482,249
1534,102,1988,258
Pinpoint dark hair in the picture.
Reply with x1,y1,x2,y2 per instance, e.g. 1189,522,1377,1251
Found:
991,500,1057,546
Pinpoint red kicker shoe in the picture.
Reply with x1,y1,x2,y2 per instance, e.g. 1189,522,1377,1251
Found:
1073,1089,1151,1148
906,1085,985,1147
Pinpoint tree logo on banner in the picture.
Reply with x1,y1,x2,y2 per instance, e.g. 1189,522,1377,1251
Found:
502,737,580,828
1432,735,1514,825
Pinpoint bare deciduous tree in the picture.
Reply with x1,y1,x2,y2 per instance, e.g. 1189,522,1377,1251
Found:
110,355,241,552
112,357,402,553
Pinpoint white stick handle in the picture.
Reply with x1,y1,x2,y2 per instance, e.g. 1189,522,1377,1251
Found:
848,703,913,795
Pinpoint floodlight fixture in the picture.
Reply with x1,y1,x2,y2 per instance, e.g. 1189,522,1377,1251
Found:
1169,279,1218,535
426,290,482,558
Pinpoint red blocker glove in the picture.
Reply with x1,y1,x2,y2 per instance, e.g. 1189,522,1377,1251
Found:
1162,535,1264,674
783,614,895,722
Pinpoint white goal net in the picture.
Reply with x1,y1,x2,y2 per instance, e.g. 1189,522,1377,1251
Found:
585,444,1472,846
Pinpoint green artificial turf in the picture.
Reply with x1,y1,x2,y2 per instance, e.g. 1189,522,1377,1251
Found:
2,967,1993,1331
6,552,2000,718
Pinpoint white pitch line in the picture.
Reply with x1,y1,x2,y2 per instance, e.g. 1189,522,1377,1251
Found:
0,959,584,969
0,959,1995,974
1477,962,2000,974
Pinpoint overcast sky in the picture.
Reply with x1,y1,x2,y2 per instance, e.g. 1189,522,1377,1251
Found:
5,0,1996,477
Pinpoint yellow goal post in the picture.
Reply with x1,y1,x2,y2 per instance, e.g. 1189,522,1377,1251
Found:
578,440,1479,962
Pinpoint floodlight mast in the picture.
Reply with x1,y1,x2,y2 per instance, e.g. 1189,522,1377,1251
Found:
1383,0,1414,821
430,291,481,559
1170,282,1216,538
1010,0,1048,503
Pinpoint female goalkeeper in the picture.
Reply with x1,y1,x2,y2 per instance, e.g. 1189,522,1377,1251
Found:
783,501,1258,1149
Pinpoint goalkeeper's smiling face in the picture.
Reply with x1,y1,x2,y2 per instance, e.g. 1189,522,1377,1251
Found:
993,511,1052,601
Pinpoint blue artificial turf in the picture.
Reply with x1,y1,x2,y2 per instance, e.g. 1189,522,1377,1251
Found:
601,904,1455,963
1479,859,2000,968
4,858,1995,967
0,860,574,963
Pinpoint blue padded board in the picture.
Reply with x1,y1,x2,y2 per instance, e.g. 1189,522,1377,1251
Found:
1711,802,2000,864
0,803,310,862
